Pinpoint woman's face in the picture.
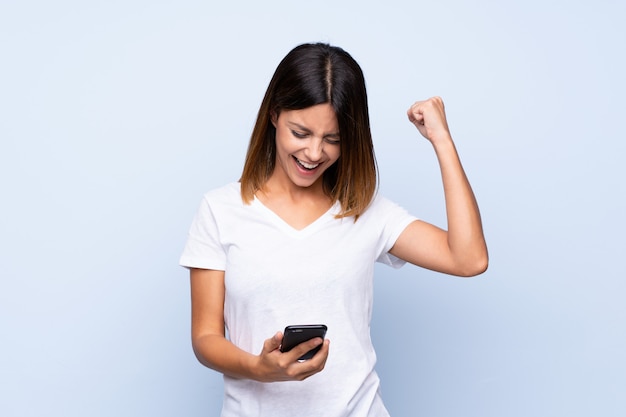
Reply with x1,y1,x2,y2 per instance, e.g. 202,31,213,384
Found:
271,103,341,189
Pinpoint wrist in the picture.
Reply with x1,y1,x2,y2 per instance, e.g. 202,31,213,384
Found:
430,133,455,150
245,353,264,382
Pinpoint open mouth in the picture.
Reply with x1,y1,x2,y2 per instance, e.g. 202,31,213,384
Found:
293,156,320,171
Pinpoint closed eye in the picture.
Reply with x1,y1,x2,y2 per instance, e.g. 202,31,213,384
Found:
291,130,308,139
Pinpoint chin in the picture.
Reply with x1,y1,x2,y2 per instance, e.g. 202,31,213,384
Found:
293,180,317,188
290,175,321,189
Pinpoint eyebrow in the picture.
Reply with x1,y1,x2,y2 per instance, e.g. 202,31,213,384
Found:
287,121,340,139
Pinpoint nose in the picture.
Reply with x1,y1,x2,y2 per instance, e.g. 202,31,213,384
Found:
304,138,324,162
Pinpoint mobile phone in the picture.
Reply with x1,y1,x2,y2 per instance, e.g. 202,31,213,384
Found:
280,324,327,360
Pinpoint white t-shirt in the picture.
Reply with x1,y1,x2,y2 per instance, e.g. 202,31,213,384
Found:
180,182,418,417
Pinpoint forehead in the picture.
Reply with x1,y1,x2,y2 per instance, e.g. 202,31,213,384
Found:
280,103,338,132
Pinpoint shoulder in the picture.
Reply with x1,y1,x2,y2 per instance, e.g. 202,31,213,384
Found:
358,193,418,233
194,182,247,222
201,182,243,205
362,193,409,218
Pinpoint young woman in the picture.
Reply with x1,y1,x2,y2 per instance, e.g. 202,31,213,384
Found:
180,42,488,417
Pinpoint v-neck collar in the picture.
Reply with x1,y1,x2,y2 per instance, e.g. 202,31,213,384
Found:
252,196,340,238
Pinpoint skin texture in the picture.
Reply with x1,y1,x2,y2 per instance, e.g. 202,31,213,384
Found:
190,97,488,382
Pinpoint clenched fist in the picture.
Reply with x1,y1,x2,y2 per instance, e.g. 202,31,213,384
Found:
407,96,452,145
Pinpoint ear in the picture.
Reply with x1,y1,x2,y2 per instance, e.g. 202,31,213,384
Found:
270,110,278,127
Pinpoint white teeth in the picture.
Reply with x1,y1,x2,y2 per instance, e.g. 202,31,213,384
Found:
296,158,319,169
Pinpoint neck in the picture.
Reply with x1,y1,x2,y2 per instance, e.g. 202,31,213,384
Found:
262,171,327,203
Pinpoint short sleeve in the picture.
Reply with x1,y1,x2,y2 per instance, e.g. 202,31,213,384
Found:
179,196,227,270
375,197,418,268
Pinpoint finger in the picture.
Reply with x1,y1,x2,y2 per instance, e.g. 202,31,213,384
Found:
292,340,331,380
408,112,425,127
407,104,425,122
287,337,324,361
263,331,283,353
311,339,330,365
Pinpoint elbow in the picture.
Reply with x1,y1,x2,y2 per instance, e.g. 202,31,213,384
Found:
191,339,208,367
463,260,488,277
456,252,489,278
191,334,218,370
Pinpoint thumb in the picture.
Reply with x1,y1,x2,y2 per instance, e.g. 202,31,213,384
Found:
264,331,283,353
407,109,425,127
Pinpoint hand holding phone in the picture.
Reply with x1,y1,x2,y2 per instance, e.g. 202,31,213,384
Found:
279,324,327,361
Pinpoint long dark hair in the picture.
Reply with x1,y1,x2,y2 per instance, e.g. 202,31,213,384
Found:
240,43,377,219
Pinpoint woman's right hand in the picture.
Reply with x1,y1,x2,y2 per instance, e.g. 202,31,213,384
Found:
191,268,330,382
253,332,330,382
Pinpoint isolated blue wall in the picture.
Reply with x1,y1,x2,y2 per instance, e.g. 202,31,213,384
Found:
1,1,625,416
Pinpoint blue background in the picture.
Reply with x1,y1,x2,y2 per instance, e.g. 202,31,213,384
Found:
1,1,625,416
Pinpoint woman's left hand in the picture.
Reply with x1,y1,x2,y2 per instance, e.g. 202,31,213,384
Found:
407,96,452,145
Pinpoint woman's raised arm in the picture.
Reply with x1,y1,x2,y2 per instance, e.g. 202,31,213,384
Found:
389,97,488,277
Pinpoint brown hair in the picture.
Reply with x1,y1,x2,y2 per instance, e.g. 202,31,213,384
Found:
240,43,377,219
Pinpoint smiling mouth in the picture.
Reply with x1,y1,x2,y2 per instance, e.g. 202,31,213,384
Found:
293,156,320,170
